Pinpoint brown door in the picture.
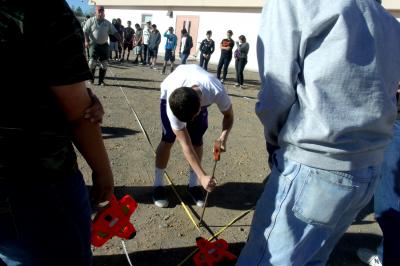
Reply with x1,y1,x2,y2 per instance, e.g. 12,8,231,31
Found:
175,15,199,55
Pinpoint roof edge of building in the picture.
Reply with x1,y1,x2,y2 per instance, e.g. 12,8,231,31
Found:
102,5,262,13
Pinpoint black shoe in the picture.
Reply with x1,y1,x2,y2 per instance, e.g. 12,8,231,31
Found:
152,186,169,208
98,69,106,86
188,186,206,207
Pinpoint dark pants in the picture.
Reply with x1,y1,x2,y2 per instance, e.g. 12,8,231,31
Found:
160,100,208,146
0,170,92,266
235,58,248,85
217,53,232,80
143,44,149,64
89,43,109,83
199,53,211,71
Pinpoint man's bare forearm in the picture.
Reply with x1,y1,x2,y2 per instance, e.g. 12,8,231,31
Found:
72,119,113,178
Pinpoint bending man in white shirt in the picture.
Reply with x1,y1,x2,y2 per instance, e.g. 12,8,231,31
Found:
153,64,234,208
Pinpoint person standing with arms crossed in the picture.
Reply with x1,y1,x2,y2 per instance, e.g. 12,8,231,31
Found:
216,30,234,84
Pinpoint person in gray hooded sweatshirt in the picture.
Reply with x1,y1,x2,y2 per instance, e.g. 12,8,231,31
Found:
237,0,400,265
148,24,161,69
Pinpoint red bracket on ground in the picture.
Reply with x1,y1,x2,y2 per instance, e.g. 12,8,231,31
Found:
193,237,237,266
91,194,138,247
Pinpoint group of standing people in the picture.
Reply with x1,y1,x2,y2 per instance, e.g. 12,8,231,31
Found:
199,30,249,87
83,7,250,87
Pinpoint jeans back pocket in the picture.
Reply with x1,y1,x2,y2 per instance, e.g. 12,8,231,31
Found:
292,169,356,228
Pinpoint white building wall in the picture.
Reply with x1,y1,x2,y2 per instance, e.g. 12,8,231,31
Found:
105,8,261,72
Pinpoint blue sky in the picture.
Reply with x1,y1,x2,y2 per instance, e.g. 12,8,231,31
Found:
66,0,94,13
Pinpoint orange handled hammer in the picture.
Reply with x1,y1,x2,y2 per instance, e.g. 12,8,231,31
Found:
198,140,222,226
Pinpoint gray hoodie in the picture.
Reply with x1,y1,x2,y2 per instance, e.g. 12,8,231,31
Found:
149,29,161,50
256,0,400,171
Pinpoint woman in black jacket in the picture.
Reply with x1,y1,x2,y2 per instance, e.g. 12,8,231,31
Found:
199,30,215,71
234,35,250,88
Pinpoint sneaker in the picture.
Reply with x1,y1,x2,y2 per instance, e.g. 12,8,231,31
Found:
234,83,240,87
240,85,247,89
153,67,158,70
357,248,382,266
152,186,169,208
88,80,94,85
188,186,206,207
220,79,225,84
98,82,106,86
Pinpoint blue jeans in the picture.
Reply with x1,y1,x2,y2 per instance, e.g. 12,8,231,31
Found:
375,120,400,264
0,170,92,266
237,153,380,266
180,53,189,64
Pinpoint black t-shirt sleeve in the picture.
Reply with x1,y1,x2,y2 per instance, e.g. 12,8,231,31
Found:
41,0,92,86
229,40,235,48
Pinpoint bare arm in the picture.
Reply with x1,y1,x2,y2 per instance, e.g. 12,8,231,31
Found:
84,32,90,48
218,105,234,151
173,128,216,192
51,81,114,204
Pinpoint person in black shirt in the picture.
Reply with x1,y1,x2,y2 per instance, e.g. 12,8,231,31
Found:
199,30,215,71
116,18,124,61
216,30,234,84
234,35,250,88
0,1,114,265
122,20,135,61
109,19,119,60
